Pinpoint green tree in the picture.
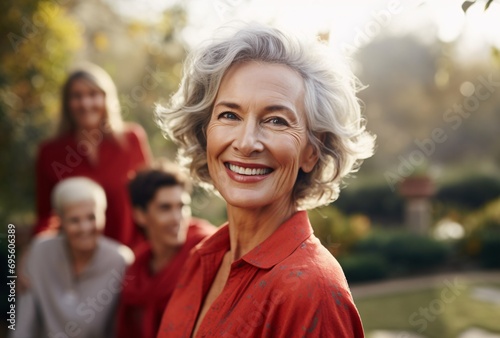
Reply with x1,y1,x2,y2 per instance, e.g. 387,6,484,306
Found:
0,0,82,225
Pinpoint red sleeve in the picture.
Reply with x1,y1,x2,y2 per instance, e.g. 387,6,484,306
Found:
33,144,58,235
128,123,152,170
275,284,364,338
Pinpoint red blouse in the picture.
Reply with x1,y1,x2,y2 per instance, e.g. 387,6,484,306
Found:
116,219,217,338
34,123,152,247
157,211,364,338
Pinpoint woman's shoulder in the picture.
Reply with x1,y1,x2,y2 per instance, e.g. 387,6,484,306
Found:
30,234,63,253
98,237,135,266
37,134,73,156
27,235,65,271
272,235,351,293
122,122,147,140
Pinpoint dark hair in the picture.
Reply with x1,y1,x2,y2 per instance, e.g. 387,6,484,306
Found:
128,159,191,210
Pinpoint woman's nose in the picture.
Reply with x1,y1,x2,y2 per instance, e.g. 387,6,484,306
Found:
232,119,264,156
79,219,95,232
80,95,94,110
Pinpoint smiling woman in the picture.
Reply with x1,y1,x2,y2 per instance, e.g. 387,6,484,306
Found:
12,177,134,338
155,24,375,338
33,63,152,248
206,61,314,213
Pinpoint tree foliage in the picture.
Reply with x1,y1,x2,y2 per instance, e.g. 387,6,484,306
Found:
0,0,82,223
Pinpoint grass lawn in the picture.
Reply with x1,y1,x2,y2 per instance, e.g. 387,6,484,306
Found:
355,281,500,338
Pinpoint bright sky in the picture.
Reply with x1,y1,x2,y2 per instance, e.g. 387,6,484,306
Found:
110,0,500,60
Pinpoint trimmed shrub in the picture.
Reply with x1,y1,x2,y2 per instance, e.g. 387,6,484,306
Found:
479,231,500,268
437,174,500,210
384,233,449,270
353,231,393,253
334,183,404,224
462,198,500,267
338,254,389,284
351,231,450,275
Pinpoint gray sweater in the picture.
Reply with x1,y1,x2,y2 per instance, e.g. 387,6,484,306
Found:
11,235,134,338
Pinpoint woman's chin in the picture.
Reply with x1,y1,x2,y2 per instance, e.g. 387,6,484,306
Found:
71,241,97,254
222,192,272,210
78,121,101,130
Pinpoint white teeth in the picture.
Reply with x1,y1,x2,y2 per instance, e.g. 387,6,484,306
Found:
228,164,271,176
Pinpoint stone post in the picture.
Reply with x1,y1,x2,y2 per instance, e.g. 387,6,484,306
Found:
399,176,435,234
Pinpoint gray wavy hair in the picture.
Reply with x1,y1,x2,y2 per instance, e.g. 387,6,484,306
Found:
156,23,375,209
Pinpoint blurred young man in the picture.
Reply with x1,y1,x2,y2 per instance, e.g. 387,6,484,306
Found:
116,160,216,338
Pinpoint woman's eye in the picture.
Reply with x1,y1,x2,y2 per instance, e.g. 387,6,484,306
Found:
218,112,238,120
267,117,289,126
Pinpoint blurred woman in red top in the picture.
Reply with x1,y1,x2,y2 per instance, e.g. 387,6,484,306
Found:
155,24,375,337
34,63,152,247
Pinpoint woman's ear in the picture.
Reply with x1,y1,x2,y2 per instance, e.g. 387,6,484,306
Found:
55,215,64,233
300,142,319,173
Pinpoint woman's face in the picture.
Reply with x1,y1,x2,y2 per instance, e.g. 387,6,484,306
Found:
68,78,106,130
60,200,104,255
206,61,318,210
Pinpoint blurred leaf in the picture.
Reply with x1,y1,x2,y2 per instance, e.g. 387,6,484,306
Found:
93,32,109,51
485,0,494,10
492,46,500,65
462,0,476,12
0,0,82,225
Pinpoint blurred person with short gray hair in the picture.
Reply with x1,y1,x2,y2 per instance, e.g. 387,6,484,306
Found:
12,177,134,338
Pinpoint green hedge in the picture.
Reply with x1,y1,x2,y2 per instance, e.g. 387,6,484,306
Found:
338,254,389,284
479,230,500,268
334,174,500,225
334,183,404,223
436,174,500,210
344,231,450,281
462,198,500,267
383,233,449,270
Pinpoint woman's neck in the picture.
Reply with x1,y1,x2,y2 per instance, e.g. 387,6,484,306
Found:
226,198,296,263
70,248,95,277
73,127,102,165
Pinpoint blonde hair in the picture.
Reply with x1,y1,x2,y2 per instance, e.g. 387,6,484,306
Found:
156,24,375,209
58,62,124,136
51,177,107,227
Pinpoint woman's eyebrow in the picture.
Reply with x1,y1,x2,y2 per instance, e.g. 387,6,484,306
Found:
214,101,298,120
214,101,241,110
264,104,297,116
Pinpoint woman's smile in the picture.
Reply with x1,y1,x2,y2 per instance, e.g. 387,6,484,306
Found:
224,161,274,184
206,61,317,210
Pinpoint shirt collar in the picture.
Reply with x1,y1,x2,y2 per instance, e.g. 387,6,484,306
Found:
196,223,230,255
197,211,312,270
242,210,312,269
